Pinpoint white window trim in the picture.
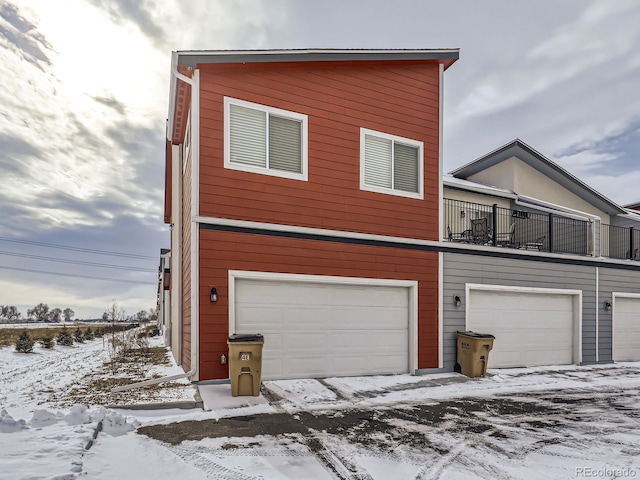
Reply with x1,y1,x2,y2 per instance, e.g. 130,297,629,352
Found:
224,96,308,181
360,127,424,200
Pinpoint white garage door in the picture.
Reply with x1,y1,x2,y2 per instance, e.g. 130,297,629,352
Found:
467,289,575,368
234,278,411,380
614,296,640,361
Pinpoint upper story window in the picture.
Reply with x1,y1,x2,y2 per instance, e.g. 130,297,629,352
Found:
360,128,423,199
224,97,308,181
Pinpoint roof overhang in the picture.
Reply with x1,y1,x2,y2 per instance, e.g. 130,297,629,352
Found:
174,48,459,70
443,174,517,200
450,139,626,216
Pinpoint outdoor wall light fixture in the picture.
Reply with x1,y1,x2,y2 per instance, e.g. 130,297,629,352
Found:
460,210,466,218
210,287,218,302
604,301,612,311
453,295,462,307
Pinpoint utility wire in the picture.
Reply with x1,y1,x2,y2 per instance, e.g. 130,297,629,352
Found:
0,250,157,273
0,266,156,285
0,236,157,260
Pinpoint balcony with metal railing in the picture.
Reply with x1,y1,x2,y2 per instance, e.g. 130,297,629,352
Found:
443,198,592,256
601,224,640,260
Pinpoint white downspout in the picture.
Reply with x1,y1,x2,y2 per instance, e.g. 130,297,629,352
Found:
595,267,599,363
437,63,444,369
114,58,200,393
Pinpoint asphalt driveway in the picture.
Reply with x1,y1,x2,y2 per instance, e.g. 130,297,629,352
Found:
137,365,640,479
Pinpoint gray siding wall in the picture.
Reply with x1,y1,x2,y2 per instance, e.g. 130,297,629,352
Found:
443,253,597,370
609,216,640,228
598,267,640,361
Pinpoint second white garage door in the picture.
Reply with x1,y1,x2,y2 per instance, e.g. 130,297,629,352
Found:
233,276,413,380
613,295,640,361
467,287,578,368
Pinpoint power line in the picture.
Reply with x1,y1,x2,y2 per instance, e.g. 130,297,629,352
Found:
0,236,157,260
0,250,157,273
0,266,156,285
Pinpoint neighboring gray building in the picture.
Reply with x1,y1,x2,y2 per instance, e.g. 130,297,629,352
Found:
439,139,640,372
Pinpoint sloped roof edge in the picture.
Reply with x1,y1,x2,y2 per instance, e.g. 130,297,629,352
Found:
174,48,460,70
449,139,625,215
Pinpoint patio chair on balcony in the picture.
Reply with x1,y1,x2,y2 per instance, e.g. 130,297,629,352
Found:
524,236,546,251
471,217,490,244
496,223,516,247
447,225,469,242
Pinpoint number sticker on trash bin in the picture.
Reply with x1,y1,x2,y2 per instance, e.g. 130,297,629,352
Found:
241,353,250,361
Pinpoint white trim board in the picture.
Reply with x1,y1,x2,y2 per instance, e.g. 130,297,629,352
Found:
228,270,419,375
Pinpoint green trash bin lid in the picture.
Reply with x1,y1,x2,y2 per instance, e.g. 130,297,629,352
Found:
456,330,495,339
228,334,264,342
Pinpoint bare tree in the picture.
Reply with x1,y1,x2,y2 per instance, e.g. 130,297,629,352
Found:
63,308,75,322
30,303,50,322
7,306,21,321
148,306,159,322
105,299,126,374
49,308,62,323
0,306,21,322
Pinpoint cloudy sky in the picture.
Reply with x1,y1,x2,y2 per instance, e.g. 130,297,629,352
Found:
1,0,639,319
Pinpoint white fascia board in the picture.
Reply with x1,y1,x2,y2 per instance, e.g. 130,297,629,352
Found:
167,51,179,142
443,178,517,200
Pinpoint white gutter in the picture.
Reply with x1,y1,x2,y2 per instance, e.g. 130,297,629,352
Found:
115,59,200,393
618,211,640,222
595,267,599,362
514,195,601,257
443,180,517,200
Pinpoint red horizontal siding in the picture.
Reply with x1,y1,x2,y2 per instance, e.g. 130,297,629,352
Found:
197,60,441,241
181,152,192,371
197,229,439,380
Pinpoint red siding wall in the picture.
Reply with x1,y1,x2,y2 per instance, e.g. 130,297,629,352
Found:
198,60,441,241
181,151,192,371
198,229,439,380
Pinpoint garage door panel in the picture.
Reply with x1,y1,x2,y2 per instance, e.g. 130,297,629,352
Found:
474,291,573,312
235,278,411,379
614,297,640,361
329,331,408,350
468,289,575,369
331,286,408,306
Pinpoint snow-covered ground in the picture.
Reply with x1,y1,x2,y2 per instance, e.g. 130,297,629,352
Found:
1,335,640,479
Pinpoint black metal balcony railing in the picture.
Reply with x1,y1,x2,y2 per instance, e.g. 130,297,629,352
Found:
601,224,640,260
443,198,590,256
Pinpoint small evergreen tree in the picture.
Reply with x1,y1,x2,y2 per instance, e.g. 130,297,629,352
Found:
84,327,94,341
57,326,74,346
40,333,54,349
74,327,85,343
15,329,34,353
94,327,103,338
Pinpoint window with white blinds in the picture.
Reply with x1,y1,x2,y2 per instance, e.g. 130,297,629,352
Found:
225,97,308,181
360,128,423,199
